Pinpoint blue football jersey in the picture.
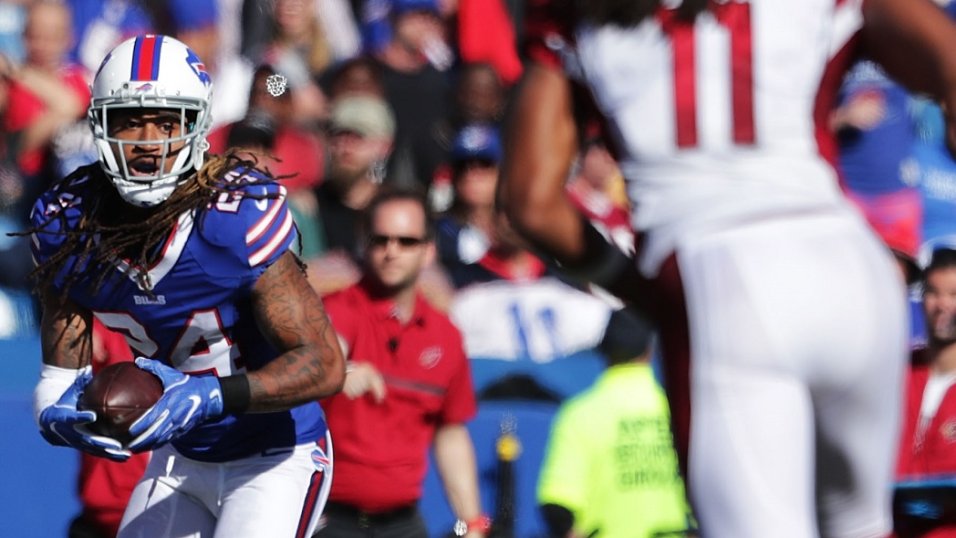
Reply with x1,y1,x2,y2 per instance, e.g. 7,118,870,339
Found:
31,165,326,462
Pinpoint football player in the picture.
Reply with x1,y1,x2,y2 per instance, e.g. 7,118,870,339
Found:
28,34,345,537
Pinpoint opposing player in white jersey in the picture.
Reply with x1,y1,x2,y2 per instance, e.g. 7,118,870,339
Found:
28,35,346,537
501,0,956,536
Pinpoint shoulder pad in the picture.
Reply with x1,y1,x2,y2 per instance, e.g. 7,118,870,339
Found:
197,168,298,270
30,173,96,265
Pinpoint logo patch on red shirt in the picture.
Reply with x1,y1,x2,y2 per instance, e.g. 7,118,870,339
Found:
940,420,956,442
419,346,442,369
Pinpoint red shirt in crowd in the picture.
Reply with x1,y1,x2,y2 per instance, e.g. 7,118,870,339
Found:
321,278,477,512
898,366,956,478
896,353,956,538
2,64,90,176
207,123,324,192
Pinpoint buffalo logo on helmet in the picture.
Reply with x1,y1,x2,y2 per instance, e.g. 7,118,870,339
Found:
186,48,211,86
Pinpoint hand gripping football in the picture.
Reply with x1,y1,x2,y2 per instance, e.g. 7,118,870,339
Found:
78,362,164,445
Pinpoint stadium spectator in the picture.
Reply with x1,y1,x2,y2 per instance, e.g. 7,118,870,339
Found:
437,125,633,373
452,63,508,129
895,245,956,537
0,1,93,291
252,0,357,127
371,0,452,188
435,124,502,279
498,1,946,535
315,95,395,254
209,64,325,194
322,55,387,100
537,332,694,538
28,35,345,537
448,214,624,366
0,56,33,290
66,0,153,76
305,94,396,296
314,0,363,61
832,58,922,283
317,186,488,538
2,0,93,181
909,0,956,247
270,0,333,75
430,65,508,211
242,0,360,69
208,63,327,257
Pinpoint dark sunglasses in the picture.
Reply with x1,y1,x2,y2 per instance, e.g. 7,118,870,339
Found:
367,234,428,248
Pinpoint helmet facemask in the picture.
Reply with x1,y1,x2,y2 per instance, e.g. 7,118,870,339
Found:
87,35,214,208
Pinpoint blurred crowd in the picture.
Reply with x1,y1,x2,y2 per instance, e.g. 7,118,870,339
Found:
0,0,576,331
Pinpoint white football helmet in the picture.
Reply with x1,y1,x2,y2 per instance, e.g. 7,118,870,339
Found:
88,35,214,207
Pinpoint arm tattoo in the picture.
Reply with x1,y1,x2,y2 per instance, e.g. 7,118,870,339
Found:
38,287,93,369
249,252,345,412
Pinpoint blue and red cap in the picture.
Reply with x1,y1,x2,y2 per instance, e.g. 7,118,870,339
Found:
451,125,502,163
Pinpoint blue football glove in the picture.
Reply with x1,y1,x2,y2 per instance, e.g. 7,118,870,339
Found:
37,368,132,462
127,357,224,452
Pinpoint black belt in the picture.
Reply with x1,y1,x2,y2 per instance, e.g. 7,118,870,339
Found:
324,501,418,527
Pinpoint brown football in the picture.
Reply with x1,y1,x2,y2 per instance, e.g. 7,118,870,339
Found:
78,362,164,445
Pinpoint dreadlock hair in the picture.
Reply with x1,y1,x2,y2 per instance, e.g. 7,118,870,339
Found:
575,0,710,27
24,150,285,300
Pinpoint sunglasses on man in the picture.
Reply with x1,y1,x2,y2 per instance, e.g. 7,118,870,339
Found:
367,234,429,248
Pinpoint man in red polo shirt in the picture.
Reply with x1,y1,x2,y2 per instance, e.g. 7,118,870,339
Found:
317,186,489,538
895,245,956,537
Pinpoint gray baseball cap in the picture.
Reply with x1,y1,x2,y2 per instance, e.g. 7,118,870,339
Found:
329,96,396,139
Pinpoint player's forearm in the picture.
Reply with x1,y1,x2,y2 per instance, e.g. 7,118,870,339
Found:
434,424,484,523
38,287,93,369
249,254,347,412
241,342,345,413
862,0,956,99
500,63,586,264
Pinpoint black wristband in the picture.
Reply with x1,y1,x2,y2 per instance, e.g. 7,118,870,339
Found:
562,221,633,287
219,374,251,415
